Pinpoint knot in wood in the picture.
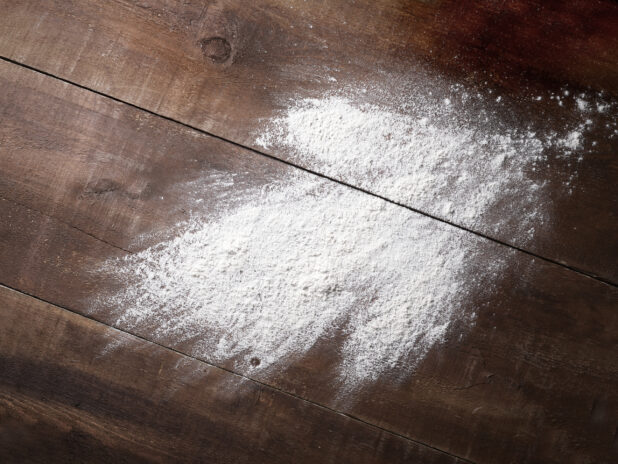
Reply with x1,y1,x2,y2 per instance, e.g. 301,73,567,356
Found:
199,36,231,63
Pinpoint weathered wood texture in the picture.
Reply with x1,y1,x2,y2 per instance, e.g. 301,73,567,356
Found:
1,61,617,463
1,0,617,282
0,286,463,464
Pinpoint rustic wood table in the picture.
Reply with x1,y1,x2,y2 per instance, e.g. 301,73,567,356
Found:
0,1,616,463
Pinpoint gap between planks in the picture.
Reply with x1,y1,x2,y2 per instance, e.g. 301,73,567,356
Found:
0,195,133,255
0,282,475,464
1,55,615,289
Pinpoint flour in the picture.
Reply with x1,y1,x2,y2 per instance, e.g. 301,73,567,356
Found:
103,174,481,387
100,79,611,390
256,90,600,243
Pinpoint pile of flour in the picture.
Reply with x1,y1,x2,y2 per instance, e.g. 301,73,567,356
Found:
104,174,480,387
101,81,611,389
256,88,602,240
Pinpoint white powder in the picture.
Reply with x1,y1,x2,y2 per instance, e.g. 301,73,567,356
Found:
576,97,588,112
100,80,612,391
102,174,481,388
560,130,583,151
255,89,598,242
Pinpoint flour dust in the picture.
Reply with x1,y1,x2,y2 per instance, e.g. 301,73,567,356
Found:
102,175,483,388
256,85,611,242
99,79,612,391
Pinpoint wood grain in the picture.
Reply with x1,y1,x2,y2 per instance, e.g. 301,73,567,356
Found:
1,61,617,463
0,61,284,252
0,0,617,282
0,286,463,464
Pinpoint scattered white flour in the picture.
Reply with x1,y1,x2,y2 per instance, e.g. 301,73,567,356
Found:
256,87,603,241
102,174,481,388
100,78,614,391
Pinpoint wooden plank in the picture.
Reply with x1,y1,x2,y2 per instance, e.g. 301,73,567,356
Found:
0,0,617,282
0,62,288,251
0,286,461,463
1,61,617,463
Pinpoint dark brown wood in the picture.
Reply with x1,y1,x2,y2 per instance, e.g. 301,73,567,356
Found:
0,0,616,282
0,60,285,252
1,61,617,463
0,285,462,463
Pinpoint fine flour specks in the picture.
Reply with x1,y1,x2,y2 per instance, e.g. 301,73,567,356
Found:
103,175,480,388
256,86,606,242
100,78,610,391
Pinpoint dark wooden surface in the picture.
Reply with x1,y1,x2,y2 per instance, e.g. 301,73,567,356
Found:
0,0,617,283
0,285,464,464
1,59,617,463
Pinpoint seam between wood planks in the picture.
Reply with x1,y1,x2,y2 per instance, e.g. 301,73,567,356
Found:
1,56,615,289
0,195,132,255
0,282,474,464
